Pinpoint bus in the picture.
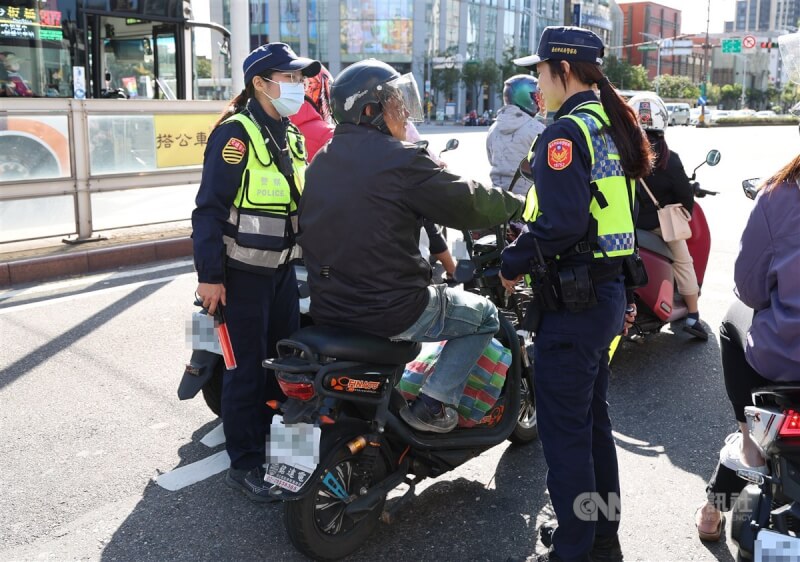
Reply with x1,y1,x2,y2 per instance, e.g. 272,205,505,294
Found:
0,1,233,243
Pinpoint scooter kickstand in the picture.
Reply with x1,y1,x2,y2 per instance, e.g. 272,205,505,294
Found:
380,476,421,524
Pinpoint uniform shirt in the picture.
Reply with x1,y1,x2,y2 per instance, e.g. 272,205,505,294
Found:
191,100,290,283
501,90,600,280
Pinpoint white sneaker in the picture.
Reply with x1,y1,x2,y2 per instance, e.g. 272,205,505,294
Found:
719,432,768,474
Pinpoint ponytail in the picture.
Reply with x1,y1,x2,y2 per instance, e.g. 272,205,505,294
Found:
213,85,253,129
546,61,654,179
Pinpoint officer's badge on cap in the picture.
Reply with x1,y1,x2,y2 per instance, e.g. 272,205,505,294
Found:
514,26,605,67
243,42,321,85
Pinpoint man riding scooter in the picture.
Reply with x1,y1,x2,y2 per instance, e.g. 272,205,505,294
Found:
297,59,525,433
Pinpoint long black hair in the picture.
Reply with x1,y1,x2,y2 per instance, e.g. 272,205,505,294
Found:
546,60,654,179
645,131,670,171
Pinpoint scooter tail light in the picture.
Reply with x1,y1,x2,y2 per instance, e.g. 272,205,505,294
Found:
276,373,316,401
779,409,800,438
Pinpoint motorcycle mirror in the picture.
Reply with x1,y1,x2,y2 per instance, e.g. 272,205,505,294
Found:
742,178,761,200
518,156,534,181
439,138,459,157
706,149,721,167
453,259,476,284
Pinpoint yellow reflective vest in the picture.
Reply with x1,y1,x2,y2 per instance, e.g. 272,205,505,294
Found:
523,102,635,260
222,113,307,273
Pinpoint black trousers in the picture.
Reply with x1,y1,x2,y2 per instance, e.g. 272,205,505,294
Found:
706,300,770,508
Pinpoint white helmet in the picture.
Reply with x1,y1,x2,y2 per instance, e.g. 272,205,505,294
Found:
628,93,669,133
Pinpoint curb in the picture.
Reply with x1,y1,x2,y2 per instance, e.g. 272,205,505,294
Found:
0,237,192,289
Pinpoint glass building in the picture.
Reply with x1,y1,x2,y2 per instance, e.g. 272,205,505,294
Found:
247,0,567,119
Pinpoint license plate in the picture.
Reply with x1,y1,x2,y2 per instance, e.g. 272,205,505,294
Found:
264,415,320,493
755,529,800,559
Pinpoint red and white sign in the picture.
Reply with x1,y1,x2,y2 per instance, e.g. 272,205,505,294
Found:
743,35,756,49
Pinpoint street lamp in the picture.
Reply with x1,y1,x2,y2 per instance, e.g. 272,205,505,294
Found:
640,32,662,96
733,53,749,109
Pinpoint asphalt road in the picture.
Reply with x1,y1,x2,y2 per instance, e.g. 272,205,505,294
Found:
1,124,797,561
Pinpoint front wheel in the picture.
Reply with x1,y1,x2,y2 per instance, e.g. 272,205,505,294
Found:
284,444,389,561
509,366,538,444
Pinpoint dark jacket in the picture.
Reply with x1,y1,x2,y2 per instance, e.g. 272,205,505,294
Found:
636,138,694,231
297,123,525,337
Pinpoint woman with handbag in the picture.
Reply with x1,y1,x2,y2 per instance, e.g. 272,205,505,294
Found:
628,93,708,340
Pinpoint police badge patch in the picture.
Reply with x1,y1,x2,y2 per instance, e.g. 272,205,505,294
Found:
222,138,246,164
547,138,573,170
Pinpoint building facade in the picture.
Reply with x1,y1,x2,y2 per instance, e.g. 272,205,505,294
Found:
726,0,800,33
619,2,681,77
244,0,570,118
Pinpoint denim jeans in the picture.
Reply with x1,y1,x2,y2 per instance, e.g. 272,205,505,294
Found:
392,284,499,405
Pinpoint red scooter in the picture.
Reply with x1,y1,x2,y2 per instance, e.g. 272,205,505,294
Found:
630,149,721,337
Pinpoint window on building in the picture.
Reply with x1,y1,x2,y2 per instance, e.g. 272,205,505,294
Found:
340,0,413,62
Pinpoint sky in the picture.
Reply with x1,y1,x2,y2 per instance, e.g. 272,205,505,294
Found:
617,0,738,35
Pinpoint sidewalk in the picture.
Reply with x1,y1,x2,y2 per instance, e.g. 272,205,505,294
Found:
0,221,193,289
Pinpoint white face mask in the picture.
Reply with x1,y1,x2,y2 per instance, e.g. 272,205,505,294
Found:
263,79,305,117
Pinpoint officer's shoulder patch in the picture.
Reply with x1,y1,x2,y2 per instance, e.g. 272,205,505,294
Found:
222,137,246,165
547,138,573,171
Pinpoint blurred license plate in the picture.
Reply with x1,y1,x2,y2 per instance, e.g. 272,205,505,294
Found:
264,416,320,492
755,529,800,559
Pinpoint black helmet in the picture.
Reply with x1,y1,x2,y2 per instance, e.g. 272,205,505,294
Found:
330,59,400,126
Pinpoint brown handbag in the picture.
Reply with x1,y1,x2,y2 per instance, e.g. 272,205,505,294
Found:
639,179,692,242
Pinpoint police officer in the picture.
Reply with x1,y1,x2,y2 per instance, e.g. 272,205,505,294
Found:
192,43,320,502
500,27,653,561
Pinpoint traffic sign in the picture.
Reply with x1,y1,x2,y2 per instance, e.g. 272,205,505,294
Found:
637,44,658,51
743,35,756,49
697,96,707,106
722,38,742,53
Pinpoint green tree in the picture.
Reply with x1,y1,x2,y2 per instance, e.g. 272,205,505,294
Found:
430,47,461,102
481,59,502,92
652,74,699,100
719,83,743,108
500,46,529,81
461,59,481,111
196,57,212,79
602,56,651,91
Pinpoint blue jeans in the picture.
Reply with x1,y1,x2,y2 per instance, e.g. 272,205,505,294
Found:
392,284,499,405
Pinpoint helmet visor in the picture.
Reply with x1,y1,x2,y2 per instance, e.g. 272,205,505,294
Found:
381,73,424,123
779,32,800,85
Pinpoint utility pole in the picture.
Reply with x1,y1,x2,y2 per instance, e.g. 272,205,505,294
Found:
698,0,711,127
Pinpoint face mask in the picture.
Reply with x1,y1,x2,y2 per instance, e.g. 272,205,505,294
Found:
263,79,305,117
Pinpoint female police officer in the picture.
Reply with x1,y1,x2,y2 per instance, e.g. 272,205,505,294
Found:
192,43,320,502
500,27,652,561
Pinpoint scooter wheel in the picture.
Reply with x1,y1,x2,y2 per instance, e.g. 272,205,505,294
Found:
284,443,390,561
508,367,538,445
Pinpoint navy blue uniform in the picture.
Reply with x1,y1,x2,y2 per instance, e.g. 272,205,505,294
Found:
501,90,626,561
192,101,299,471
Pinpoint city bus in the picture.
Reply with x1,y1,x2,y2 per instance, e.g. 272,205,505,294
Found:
0,0,232,243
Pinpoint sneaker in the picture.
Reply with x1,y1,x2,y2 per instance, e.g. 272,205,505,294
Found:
539,522,556,548
683,320,709,341
719,432,768,474
225,466,281,503
590,534,623,562
400,398,458,433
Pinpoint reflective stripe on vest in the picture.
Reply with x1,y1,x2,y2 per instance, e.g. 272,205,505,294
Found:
522,137,541,223
561,103,635,259
221,113,306,271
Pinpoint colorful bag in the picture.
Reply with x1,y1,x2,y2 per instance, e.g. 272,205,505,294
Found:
397,338,511,427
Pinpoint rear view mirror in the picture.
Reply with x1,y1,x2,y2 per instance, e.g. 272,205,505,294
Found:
444,138,459,152
706,149,721,166
742,178,760,200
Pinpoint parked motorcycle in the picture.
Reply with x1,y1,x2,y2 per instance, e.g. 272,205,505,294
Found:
262,242,536,560
629,149,721,337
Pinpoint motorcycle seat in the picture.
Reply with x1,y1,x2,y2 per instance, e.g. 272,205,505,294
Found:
288,325,422,366
637,229,673,261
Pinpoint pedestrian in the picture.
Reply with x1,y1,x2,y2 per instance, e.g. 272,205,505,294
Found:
486,74,546,195
500,26,653,561
192,42,320,502
628,93,708,340
289,64,334,161
298,59,524,433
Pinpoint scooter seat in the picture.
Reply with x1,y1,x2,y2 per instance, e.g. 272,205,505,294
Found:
637,229,673,261
289,325,422,366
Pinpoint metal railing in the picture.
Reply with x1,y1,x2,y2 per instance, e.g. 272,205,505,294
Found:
0,98,227,244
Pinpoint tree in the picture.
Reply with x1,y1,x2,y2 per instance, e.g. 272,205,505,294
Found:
652,74,699,100
196,57,212,79
602,56,651,91
719,83,742,108
461,59,481,111
481,59,502,93
430,47,461,102
500,46,529,81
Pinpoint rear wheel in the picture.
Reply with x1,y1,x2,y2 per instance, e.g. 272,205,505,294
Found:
509,368,538,444
284,444,389,561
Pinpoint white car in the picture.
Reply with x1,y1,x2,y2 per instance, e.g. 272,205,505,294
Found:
709,110,731,123
665,103,691,125
756,110,777,118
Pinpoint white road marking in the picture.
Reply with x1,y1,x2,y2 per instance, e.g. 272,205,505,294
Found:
0,272,193,315
0,259,193,300
200,422,226,448
155,450,230,491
